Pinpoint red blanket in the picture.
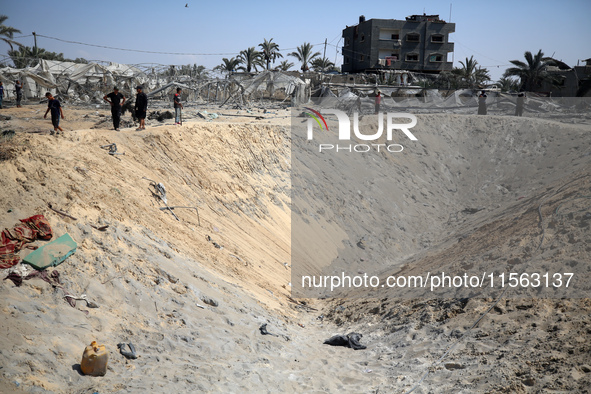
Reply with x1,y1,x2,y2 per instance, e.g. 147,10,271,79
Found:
0,215,53,269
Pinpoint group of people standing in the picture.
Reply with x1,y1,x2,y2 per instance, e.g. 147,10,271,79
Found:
478,90,525,116
0,80,23,109
102,86,182,131
33,84,184,135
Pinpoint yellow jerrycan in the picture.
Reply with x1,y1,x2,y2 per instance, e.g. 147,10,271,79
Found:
80,341,108,376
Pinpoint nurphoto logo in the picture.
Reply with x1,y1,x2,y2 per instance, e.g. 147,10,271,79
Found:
305,108,418,153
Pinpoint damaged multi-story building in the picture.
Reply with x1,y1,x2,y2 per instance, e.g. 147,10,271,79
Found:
341,14,455,75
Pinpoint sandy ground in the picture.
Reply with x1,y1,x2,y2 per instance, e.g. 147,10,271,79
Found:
0,101,590,393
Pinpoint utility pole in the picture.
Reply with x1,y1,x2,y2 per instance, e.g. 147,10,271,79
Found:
323,38,327,73
32,32,38,62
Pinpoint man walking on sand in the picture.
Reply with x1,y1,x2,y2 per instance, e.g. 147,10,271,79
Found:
174,87,183,125
15,80,23,108
134,86,148,130
103,87,125,131
0,81,4,109
43,92,64,135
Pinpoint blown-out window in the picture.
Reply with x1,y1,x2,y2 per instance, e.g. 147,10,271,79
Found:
406,53,419,61
431,34,444,43
406,33,420,42
429,53,443,62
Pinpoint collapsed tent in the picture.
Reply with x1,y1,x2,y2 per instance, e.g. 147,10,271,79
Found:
0,59,149,102
240,70,309,105
0,62,308,107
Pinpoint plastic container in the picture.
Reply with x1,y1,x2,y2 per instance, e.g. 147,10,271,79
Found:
80,341,108,376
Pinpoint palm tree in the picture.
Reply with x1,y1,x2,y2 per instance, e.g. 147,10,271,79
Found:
451,56,491,88
7,45,31,68
0,15,22,50
192,64,209,80
496,76,519,92
310,57,335,72
275,60,294,72
259,38,283,70
288,42,320,72
238,47,263,73
434,71,461,89
474,66,491,87
504,50,559,91
214,57,241,75
166,65,176,77
8,46,67,68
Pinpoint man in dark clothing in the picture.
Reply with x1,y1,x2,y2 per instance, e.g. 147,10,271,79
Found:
515,92,525,117
0,81,4,109
134,86,148,130
174,87,183,125
103,87,125,131
43,92,64,135
478,90,487,115
15,80,23,107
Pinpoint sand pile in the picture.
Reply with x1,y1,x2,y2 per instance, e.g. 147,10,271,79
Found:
0,104,590,393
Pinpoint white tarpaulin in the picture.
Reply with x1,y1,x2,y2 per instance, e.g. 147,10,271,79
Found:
241,70,309,104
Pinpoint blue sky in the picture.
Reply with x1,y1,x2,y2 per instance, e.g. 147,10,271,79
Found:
2,0,589,81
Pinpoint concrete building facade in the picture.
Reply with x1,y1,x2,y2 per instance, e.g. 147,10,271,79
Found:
342,14,455,74
537,58,591,97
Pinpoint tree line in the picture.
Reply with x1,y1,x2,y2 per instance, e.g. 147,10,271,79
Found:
1,15,588,95
214,39,337,74
432,50,568,92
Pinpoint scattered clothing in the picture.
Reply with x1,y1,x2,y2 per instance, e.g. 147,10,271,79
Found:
323,332,367,350
0,215,53,269
26,269,61,286
4,268,60,287
6,263,32,278
3,271,24,286
117,342,138,359
64,294,99,308
205,235,223,249
259,323,278,337
259,323,290,341
3,264,85,312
